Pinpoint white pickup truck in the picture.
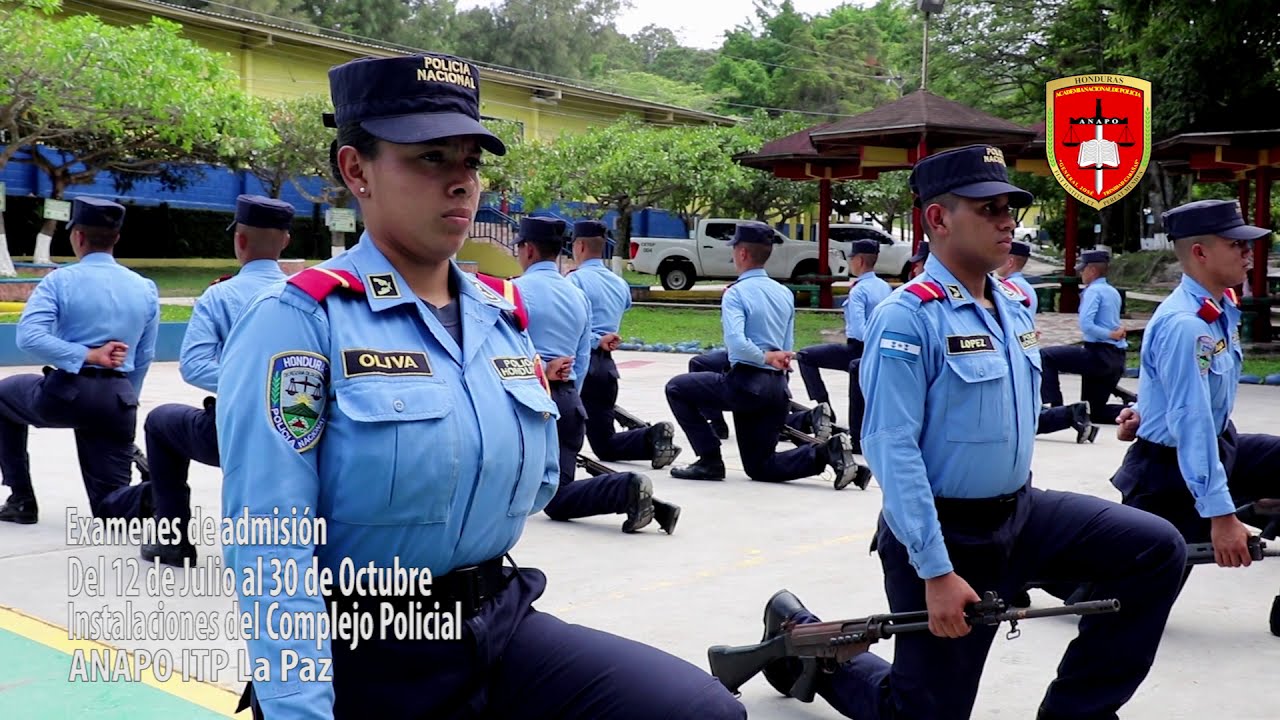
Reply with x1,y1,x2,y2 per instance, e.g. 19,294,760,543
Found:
627,218,847,291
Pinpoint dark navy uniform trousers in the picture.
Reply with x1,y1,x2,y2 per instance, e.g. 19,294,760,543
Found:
544,383,638,520
580,349,651,461
0,368,148,518
1036,406,1077,435
1112,422,1280,543
243,563,745,719
797,485,1186,720
666,363,824,482
144,399,220,535
689,350,813,436
796,339,862,405
1040,343,1126,424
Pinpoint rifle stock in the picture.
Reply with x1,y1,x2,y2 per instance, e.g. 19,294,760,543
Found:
613,406,649,430
707,592,1120,698
575,454,615,477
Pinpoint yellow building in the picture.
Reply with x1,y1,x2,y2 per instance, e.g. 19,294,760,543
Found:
64,0,731,141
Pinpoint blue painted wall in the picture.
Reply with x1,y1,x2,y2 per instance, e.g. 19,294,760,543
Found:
0,323,188,366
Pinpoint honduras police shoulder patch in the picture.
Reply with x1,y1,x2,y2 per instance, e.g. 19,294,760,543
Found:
268,351,329,451
1195,335,1214,374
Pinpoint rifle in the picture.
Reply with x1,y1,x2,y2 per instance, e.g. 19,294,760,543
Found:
575,453,615,478
707,591,1120,702
613,406,650,431
1185,536,1280,565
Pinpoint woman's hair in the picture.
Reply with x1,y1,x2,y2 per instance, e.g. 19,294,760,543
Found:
328,124,381,186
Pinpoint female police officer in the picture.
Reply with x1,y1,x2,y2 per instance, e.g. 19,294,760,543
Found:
216,53,744,720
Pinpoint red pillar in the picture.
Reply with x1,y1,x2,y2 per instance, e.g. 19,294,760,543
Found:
1061,195,1080,313
912,136,928,253
818,178,834,308
1237,178,1250,220
1251,166,1272,341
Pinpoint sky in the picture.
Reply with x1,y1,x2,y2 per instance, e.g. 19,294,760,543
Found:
456,0,866,50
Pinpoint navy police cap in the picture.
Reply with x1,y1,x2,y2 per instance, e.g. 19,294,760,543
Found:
226,194,295,232
1161,199,1272,242
909,145,1033,208
909,241,929,264
1074,249,1111,271
1010,240,1031,257
729,221,776,246
572,220,608,239
515,216,566,244
850,239,880,255
67,196,125,232
325,53,506,156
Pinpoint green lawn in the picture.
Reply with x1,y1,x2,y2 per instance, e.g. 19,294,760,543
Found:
132,265,242,297
0,305,193,324
620,306,839,349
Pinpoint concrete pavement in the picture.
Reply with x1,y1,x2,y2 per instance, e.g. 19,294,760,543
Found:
0,353,1277,718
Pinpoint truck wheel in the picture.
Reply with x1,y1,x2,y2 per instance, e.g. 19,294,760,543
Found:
791,260,818,282
660,264,695,291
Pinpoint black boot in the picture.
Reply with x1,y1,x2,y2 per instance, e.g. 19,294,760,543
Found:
653,499,680,535
808,402,834,443
670,456,725,481
0,495,38,524
647,422,682,470
761,589,809,698
1070,402,1098,444
826,434,869,490
140,539,198,568
621,474,654,533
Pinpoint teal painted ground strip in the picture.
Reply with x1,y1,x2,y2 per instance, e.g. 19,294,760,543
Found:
0,628,229,720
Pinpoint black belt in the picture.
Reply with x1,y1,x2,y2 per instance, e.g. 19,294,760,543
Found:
549,379,573,389
1084,342,1125,354
329,556,510,618
730,363,784,376
49,366,126,379
1133,437,1178,463
934,487,1023,527
590,348,612,357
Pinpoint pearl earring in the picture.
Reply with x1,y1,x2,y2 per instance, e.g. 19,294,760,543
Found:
358,187,366,194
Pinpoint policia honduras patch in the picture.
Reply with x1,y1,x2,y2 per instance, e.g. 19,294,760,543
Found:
342,349,432,377
492,356,538,380
268,351,328,452
946,334,995,355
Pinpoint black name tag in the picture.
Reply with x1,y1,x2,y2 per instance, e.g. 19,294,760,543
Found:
492,356,537,380
342,349,432,377
1018,331,1038,349
946,334,995,354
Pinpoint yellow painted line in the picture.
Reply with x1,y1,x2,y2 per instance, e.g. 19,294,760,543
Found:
0,605,240,717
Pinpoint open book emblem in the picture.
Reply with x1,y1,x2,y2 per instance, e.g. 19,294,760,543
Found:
1046,75,1152,210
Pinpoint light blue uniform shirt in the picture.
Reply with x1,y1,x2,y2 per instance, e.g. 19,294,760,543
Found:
1134,274,1242,519
567,258,632,347
1080,277,1126,347
180,259,286,393
17,252,159,394
722,268,795,368
1006,271,1038,314
512,261,592,392
844,270,893,341
860,255,1041,579
216,236,559,720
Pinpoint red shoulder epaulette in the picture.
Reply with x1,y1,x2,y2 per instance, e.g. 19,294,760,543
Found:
1224,287,1239,305
999,278,1032,307
286,267,365,302
904,281,945,303
1197,297,1223,323
474,272,529,331
209,273,234,286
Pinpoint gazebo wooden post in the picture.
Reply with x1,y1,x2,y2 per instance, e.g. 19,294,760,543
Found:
1060,195,1080,313
1251,165,1272,341
912,136,928,252
1237,178,1250,219
818,177,834,308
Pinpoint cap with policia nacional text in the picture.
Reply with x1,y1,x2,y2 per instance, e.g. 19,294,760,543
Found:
325,53,506,156
909,145,1033,208
1162,199,1273,242
226,194,296,232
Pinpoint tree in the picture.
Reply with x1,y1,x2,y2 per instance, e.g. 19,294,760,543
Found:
449,0,629,80
235,95,333,200
832,172,913,235
14,13,274,263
